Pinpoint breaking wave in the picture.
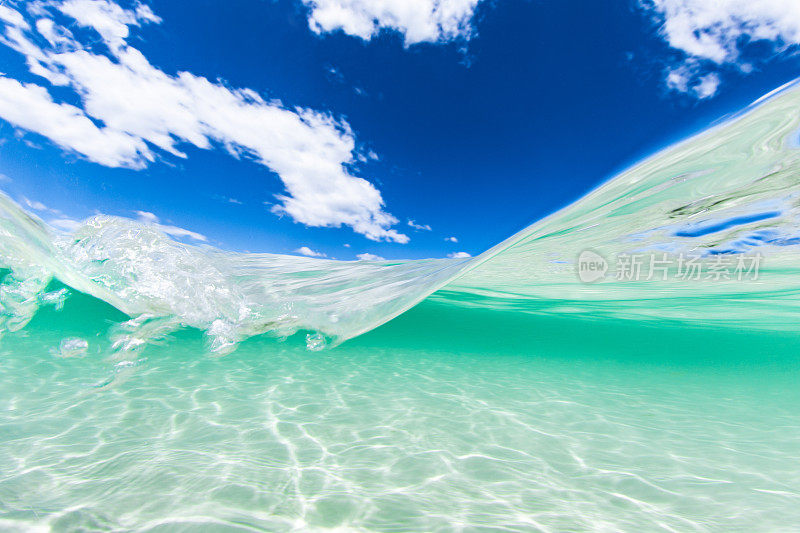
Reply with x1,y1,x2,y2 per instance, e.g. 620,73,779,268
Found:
4,79,800,362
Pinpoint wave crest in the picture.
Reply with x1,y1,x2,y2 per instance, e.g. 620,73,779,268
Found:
5,80,800,362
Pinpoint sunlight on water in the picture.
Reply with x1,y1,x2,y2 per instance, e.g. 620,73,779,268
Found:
3,80,800,530
2,300,800,531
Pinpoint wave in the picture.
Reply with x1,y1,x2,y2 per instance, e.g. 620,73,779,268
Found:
4,79,800,361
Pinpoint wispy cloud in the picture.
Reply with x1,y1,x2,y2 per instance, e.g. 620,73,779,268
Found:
295,246,327,257
0,0,408,243
213,194,243,205
303,0,483,45
407,219,432,231
57,0,161,50
356,252,384,261
641,0,800,98
23,197,49,211
0,6,27,27
48,217,82,232
23,196,68,218
445,236,458,243
447,251,470,258
21,194,83,231
135,210,207,242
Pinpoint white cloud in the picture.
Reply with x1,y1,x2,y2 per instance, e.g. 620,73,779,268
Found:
303,0,483,44
693,72,720,99
58,0,160,51
17,193,82,232
447,251,470,258
18,194,82,232
35,18,74,47
135,210,207,242
134,210,159,224
642,0,800,96
356,252,384,261
22,196,68,217
0,77,148,167
295,246,327,257
665,63,721,98
0,1,408,243
0,5,28,28
407,219,431,231
49,217,82,232
665,63,691,93
212,194,243,205
23,197,49,211
157,225,207,242
445,236,458,242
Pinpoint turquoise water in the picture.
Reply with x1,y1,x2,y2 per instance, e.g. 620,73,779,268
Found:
3,81,800,530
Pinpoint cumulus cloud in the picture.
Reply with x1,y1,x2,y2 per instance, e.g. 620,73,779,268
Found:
0,77,147,167
135,210,207,242
302,0,483,44
665,64,721,99
447,251,470,258
693,72,720,99
134,210,159,224
407,219,431,231
0,0,407,242
445,236,458,243
295,246,327,257
356,252,384,261
641,0,800,97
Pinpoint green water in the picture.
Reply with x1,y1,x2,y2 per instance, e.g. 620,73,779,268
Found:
3,80,800,530
2,294,800,531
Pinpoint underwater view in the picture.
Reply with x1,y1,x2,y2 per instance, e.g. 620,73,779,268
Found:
4,0,800,531
4,78,800,530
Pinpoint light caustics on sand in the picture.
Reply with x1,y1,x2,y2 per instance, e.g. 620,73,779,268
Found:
2,81,800,531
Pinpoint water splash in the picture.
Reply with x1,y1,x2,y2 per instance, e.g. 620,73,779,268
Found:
53,337,88,358
4,80,800,355
4,80,800,532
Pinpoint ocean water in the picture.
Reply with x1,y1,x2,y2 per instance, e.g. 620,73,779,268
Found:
3,81,800,531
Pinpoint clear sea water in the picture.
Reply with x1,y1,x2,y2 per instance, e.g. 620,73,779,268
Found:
3,81,800,531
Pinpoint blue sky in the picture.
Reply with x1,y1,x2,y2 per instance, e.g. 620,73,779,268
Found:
0,0,799,260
